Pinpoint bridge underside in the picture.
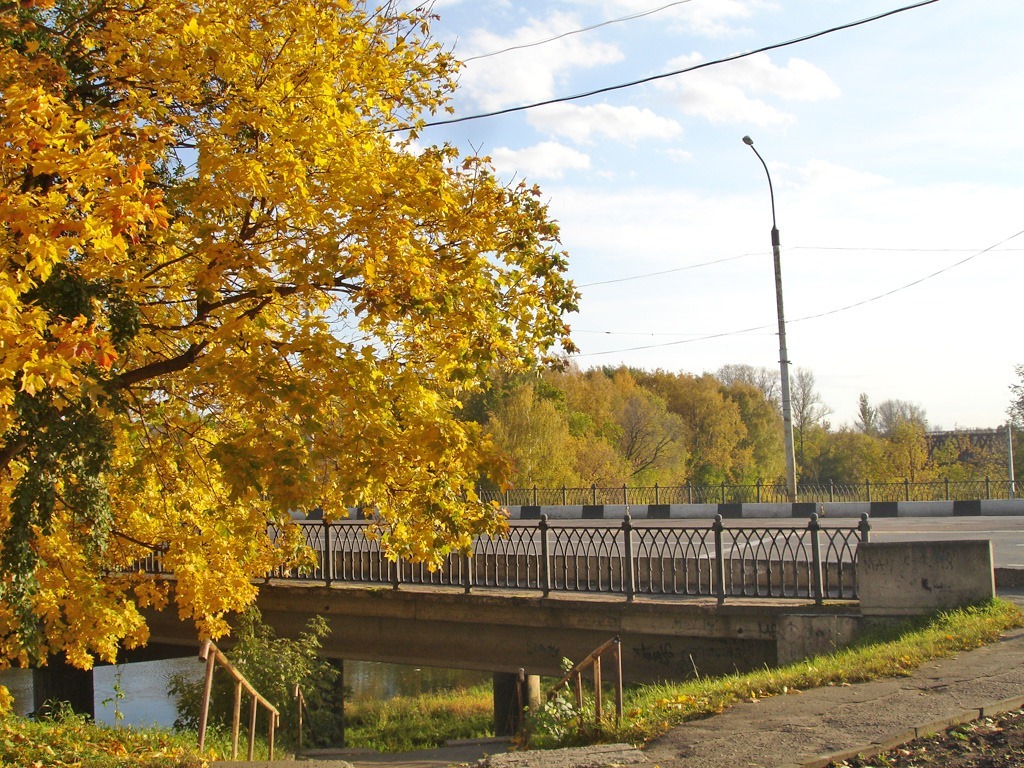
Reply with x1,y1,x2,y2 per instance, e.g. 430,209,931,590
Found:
144,583,859,684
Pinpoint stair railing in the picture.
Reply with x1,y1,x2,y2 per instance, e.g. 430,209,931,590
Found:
545,636,623,730
197,639,280,760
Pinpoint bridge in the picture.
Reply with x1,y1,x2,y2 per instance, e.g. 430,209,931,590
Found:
34,511,998,735
143,513,869,679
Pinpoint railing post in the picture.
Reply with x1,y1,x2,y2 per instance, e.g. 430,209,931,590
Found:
323,519,333,586
986,476,991,499
613,637,623,726
687,482,693,505
654,482,659,505
198,641,216,753
859,512,871,544
248,695,257,760
713,514,726,605
462,550,472,595
231,681,242,760
945,476,950,501
720,481,726,504
391,554,401,590
540,515,551,597
622,483,628,505
904,477,910,502
562,485,567,505
592,483,597,506
505,488,510,506
809,513,824,605
268,711,276,761
294,686,303,758
829,479,835,503
866,478,871,502
622,514,635,602
756,478,762,504
533,485,538,506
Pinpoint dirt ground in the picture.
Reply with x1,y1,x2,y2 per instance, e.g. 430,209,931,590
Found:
832,709,1024,768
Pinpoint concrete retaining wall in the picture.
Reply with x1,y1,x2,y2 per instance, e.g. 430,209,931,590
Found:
858,540,995,616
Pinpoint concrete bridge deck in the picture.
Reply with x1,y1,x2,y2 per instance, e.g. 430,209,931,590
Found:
143,581,859,683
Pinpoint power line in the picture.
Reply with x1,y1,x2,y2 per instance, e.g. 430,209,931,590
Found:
578,245,1021,290
572,227,1024,358
792,246,1024,253
789,228,1024,325
578,252,756,288
573,329,773,337
462,1,695,62
422,0,941,129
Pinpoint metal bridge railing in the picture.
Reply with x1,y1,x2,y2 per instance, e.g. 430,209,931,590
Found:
479,478,1018,505
260,514,870,604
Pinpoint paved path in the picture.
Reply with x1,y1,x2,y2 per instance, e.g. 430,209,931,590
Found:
644,622,1024,768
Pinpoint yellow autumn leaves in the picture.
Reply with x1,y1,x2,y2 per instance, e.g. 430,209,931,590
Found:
0,0,576,668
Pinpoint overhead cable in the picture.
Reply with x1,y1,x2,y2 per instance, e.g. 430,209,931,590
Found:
422,0,941,129
579,245,1023,289
572,227,1024,357
462,0,695,62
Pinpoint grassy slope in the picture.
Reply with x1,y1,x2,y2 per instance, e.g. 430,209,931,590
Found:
2,600,1021,764
600,599,1024,747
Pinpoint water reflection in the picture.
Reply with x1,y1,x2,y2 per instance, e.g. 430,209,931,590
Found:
344,661,488,703
0,658,489,727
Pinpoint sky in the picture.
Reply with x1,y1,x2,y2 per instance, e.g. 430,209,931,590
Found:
410,0,1024,431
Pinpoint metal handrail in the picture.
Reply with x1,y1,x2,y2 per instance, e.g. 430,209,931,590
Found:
546,636,622,729
257,513,870,603
197,640,280,761
477,478,1019,505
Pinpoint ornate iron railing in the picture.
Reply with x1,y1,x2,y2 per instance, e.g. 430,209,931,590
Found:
256,514,869,604
479,478,1018,505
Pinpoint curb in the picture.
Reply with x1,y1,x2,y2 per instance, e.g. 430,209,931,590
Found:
786,694,1024,768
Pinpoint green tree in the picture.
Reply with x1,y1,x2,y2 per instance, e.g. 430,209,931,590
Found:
876,399,928,436
855,393,878,436
880,420,935,482
721,380,784,484
635,371,747,486
487,384,580,488
803,428,886,486
170,609,343,748
790,368,832,470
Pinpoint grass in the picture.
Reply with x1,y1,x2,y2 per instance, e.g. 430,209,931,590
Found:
343,683,494,752
532,598,1024,748
0,708,207,768
0,703,283,767
3,599,1020,763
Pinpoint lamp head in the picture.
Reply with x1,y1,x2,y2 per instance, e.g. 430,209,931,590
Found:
742,135,754,146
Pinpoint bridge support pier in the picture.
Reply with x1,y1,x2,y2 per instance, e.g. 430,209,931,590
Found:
32,654,94,719
493,670,540,736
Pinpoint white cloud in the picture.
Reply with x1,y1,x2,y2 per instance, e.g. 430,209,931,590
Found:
528,103,683,145
456,12,624,111
657,52,840,125
560,0,776,38
796,160,893,194
489,142,591,180
665,148,693,163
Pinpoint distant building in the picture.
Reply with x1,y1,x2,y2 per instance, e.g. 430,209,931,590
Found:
926,427,1008,463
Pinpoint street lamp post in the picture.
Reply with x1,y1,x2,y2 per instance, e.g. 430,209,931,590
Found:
743,135,798,503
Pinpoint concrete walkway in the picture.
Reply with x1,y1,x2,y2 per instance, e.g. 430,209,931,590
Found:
218,595,1024,768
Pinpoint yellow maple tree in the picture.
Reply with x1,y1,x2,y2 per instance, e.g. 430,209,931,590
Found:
0,0,577,668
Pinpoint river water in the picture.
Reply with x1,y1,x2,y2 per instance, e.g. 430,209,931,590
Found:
0,658,488,727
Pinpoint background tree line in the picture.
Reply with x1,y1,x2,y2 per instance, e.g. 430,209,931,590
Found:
469,364,1018,490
